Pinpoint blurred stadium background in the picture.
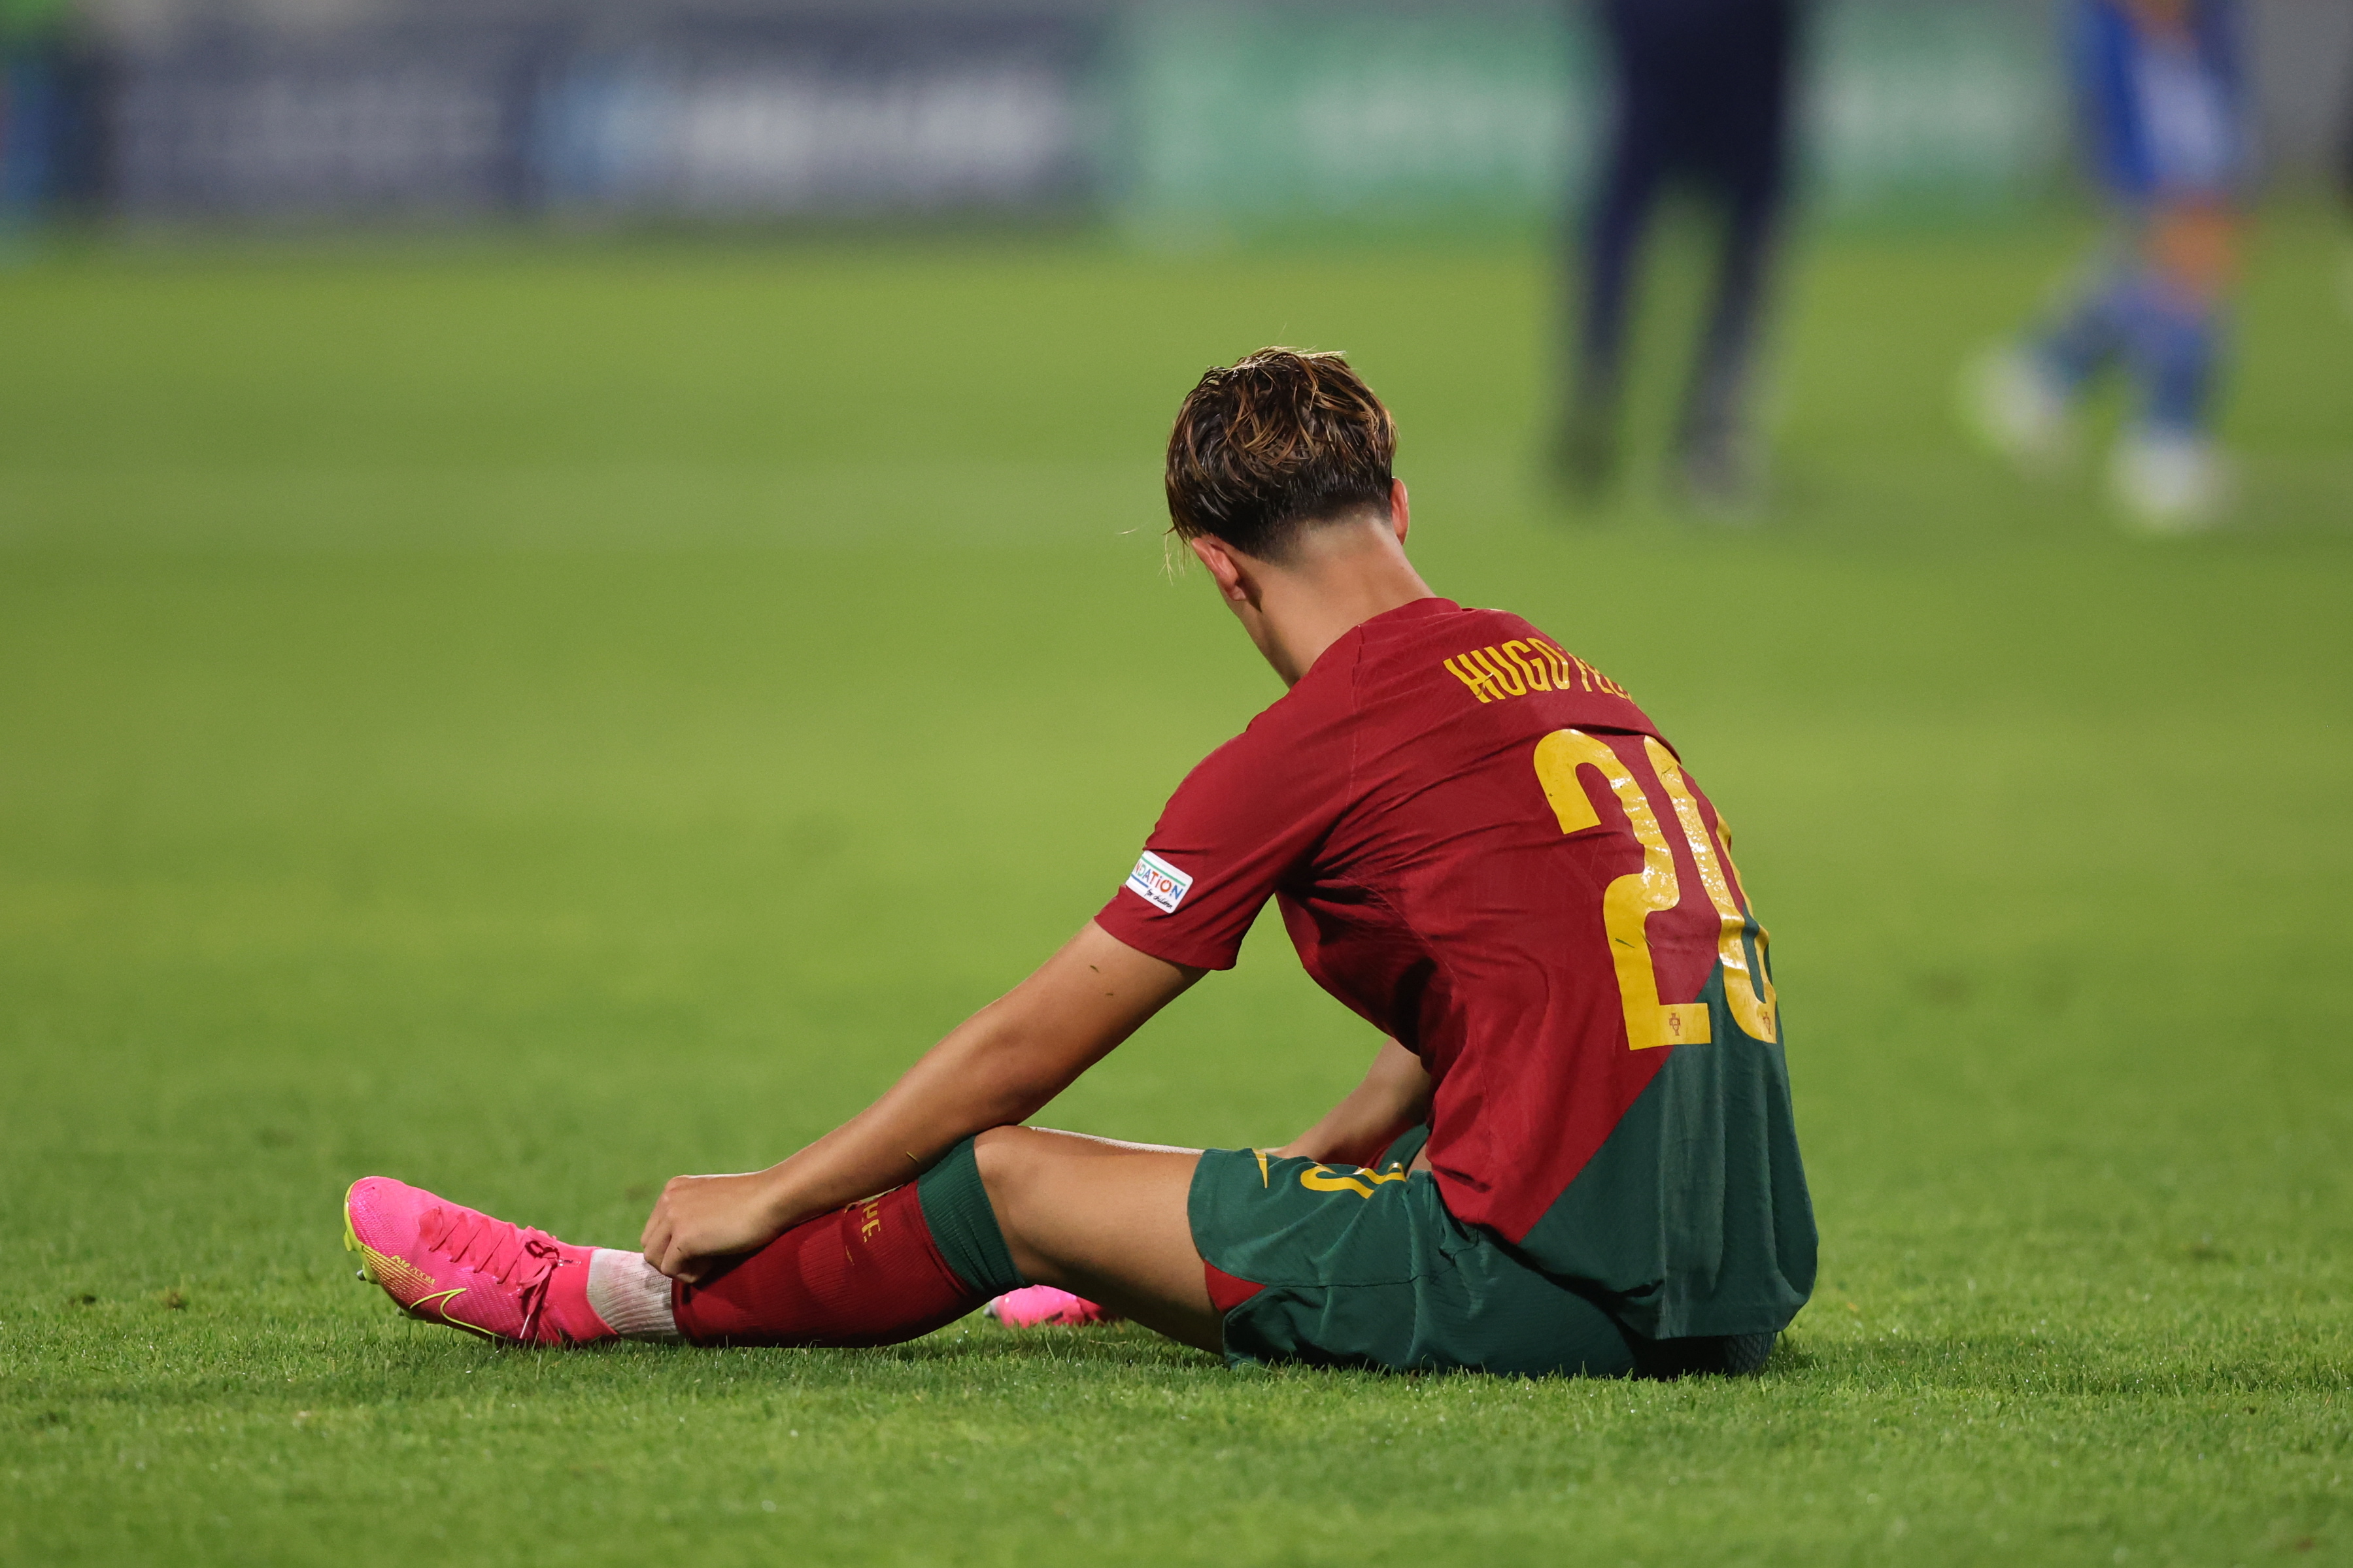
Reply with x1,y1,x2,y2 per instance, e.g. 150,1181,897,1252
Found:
0,0,2345,233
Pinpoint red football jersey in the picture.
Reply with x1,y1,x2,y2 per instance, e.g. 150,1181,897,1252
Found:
1097,597,1801,1316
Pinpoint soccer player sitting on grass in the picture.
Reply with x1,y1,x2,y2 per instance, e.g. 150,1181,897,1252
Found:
345,348,1816,1378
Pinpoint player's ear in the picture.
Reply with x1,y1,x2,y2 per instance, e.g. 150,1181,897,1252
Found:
1187,535,1251,605
1388,478,1410,545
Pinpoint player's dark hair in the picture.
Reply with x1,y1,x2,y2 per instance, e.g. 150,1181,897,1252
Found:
1164,348,1397,561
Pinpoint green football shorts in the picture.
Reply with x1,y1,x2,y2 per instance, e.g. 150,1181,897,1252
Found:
1187,1137,1770,1380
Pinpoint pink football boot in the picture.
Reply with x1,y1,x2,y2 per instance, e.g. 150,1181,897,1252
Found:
983,1286,1122,1328
343,1176,616,1346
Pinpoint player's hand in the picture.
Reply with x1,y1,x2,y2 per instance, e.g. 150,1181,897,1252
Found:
638,1169,791,1282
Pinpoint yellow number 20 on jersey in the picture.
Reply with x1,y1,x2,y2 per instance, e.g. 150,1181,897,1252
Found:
1532,729,1779,1050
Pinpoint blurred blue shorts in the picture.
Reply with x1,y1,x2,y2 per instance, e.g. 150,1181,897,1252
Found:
2071,0,2249,204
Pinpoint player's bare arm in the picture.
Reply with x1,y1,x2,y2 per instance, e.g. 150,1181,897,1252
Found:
637,921,1199,1280
1272,1039,1431,1169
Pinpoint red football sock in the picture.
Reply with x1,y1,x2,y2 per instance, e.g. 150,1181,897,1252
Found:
671,1183,983,1347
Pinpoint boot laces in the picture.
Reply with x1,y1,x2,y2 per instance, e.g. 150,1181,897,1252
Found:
418,1205,572,1340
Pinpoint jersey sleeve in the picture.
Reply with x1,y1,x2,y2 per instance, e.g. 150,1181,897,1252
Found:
1094,677,1356,971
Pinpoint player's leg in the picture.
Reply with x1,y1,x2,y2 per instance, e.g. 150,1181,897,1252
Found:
1576,135,1663,410
2038,252,2135,393
991,1135,1767,1378
2031,145,2237,525
344,1176,679,1345
1965,244,2119,468
2101,0,2243,529
1676,187,1773,473
346,1139,1767,1377
1191,1145,1647,1377
664,1130,1215,1350
970,1126,1220,1350
1668,3,1795,509
345,1130,1220,1353
985,1103,1438,1335
1673,127,1789,505
1969,2,2129,465
344,1172,965,1348
1560,1,1670,492
2104,199,2235,528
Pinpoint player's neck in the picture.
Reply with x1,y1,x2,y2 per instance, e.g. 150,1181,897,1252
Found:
1250,527,1436,688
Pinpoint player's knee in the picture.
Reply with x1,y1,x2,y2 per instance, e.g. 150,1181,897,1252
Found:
970,1126,1046,1228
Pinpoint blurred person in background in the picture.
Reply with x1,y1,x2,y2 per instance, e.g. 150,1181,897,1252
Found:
1969,0,2250,533
1556,0,1803,512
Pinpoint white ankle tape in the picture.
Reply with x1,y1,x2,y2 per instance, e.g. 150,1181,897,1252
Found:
587,1249,681,1341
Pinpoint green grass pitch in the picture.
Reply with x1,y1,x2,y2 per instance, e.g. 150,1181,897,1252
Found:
1,208,2348,1565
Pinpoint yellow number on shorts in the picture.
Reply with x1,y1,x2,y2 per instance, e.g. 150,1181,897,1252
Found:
1533,729,1774,1050
1298,1164,1410,1199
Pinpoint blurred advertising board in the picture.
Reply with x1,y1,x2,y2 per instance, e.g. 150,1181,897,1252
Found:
104,16,1100,221
1111,1,2058,240
535,19,1101,218
39,0,2335,232
1112,5,1589,242
1806,1,2064,218
112,27,539,217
